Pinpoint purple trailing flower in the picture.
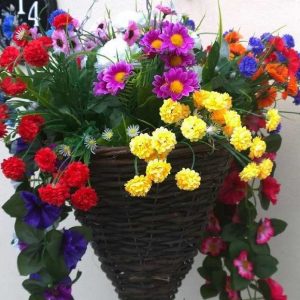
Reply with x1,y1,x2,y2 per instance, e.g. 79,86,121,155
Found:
10,138,28,154
161,52,196,68
239,56,258,77
153,68,199,101
283,34,295,48
63,229,88,270
21,191,61,229
248,37,264,55
140,29,163,55
44,277,73,300
93,61,133,96
160,22,194,55
124,21,140,46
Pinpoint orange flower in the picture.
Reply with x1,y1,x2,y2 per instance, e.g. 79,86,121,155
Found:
257,87,277,108
286,75,298,97
265,63,288,83
224,31,242,43
252,66,264,81
229,43,246,58
211,109,227,124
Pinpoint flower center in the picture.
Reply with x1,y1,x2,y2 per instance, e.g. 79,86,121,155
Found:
16,28,26,40
151,39,163,49
56,39,64,48
242,260,249,270
170,55,183,67
170,33,184,47
170,80,184,94
114,72,126,83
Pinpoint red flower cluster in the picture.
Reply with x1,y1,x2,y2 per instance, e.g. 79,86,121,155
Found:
37,36,53,48
38,183,70,206
0,123,7,138
24,39,50,67
261,176,281,205
17,114,45,142
13,24,30,47
53,13,73,29
0,77,27,96
218,171,247,205
0,104,9,120
71,186,98,211
61,162,90,188
34,147,57,173
0,46,20,72
1,156,26,181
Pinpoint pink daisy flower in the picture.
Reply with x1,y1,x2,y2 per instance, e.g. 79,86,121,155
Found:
160,22,194,55
69,31,82,52
233,250,254,280
140,29,163,55
200,236,226,257
256,218,275,244
124,21,140,46
95,21,109,41
156,4,176,16
225,277,241,300
93,71,109,96
52,29,70,54
161,52,196,68
153,68,199,101
206,212,221,234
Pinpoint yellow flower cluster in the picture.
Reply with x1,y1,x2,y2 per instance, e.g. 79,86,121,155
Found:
223,110,242,136
230,126,252,151
200,91,232,112
181,116,207,142
129,133,154,160
175,168,201,191
249,137,266,159
146,159,171,183
160,99,191,124
152,127,177,154
266,108,281,132
239,158,273,182
124,175,152,197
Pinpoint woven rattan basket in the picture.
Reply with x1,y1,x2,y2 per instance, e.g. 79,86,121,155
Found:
76,144,231,300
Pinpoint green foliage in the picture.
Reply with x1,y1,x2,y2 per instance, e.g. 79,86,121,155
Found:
15,219,45,244
2,192,26,218
200,284,219,299
271,219,288,236
265,134,282,152
253,255,278,278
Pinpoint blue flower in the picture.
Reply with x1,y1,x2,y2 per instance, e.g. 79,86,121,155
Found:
10,138,28,154
261,32,273,42
239,56,258,77
276,51,287,63
48,9,66,26
63,229,88,270
270,123,282,134
248,37,264,55
2,14,15,40
296,68,300,81
46,28,54,37
21,192,61,229
293,91,300,105
0,92,6,103
283,34,295,48
184,19,196,31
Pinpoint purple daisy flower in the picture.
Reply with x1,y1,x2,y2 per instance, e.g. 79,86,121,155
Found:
52,29,70,55
161,52,196,68
93,71,109,96
21,191,61,229
124,21,140,46
160,22,194,55
63,229,88,270
44,277,73,300
140,29,163,55
153,68,199,101
69,31,82,53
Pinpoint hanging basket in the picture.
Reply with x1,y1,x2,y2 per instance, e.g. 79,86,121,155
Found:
76,144,232,300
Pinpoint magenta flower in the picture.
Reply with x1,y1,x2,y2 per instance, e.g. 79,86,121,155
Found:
140,29,163,55
256,218,275,244
52,29,69,54
233,250,254,280
153,68,199,101
124,21,140,46
161,52,196,68
93,71,109,96
225,277,241,300
206,212,221,234
160,22,194,55
200,236,226,256
156,4,176,16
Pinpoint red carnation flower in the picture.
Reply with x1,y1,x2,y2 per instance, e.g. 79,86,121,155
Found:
62,162,90,188
270,36,285,52
38,183,70,206
13,24,30,47
0,122,7,138
283,48,300,75
24,40,49,67
36,36,53,48
0,46,20,72
71,186,98,211
17,114,45,142
218,171,247,205
1,156,26,181
0,104,9,120
34,147,57,173
53,13,73,29
265,278,287,300
261,176,281,205
0,77,27,96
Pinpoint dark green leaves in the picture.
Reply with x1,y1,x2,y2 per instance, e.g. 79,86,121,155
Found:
221,224,245,242
2,192,26,218
271,219,287,236
200,284,219,299
18,245,44,275
253,255,278,278
265,134,282,153
15,220,44,244
202,41,220,84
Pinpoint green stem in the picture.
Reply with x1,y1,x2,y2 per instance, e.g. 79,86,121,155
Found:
180,141,196,169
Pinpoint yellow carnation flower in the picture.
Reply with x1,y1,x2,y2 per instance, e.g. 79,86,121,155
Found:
129,133,155,160
152,127,177,155
266,109,281,132
193,90,211,109
258,158,273,180
203,91,232,111
249,137,266,159
230,126,252,151
159,99,191,124
239,162,260,182
175,168,201,191
124,175,152,197
146,159,172,183
181,116,207,142
223,110,242,136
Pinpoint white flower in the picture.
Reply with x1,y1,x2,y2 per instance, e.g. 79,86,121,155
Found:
189,31,202,49
57,145,71,157
126,125,140,138
84,135,98,154
206,124,221,135
102,128,114,141
112,11,146,31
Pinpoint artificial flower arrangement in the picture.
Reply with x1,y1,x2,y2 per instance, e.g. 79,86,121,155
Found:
0,1,297,299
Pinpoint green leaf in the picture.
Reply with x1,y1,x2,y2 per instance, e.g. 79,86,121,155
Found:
211,270,227,291
259,192,271,210
200,284,219,299
2,192,26,218
45,230,64,260
18,245,44,276
203,256,223,271
29,295,45,300
202,41,220,83
15,219,45,244
265,134,282,153
198,267,210,280
23,279,46,294
229,240,249,259
43,251,69,281
222,223,245,242
271,219,288,236
253,255,278,279
231,268,250,290
238,199,257,224
257,279,271,300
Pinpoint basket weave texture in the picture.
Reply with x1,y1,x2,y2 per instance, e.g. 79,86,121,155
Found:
76,144,231,300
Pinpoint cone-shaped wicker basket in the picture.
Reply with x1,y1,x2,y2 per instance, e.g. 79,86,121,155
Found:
76,144,231,300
